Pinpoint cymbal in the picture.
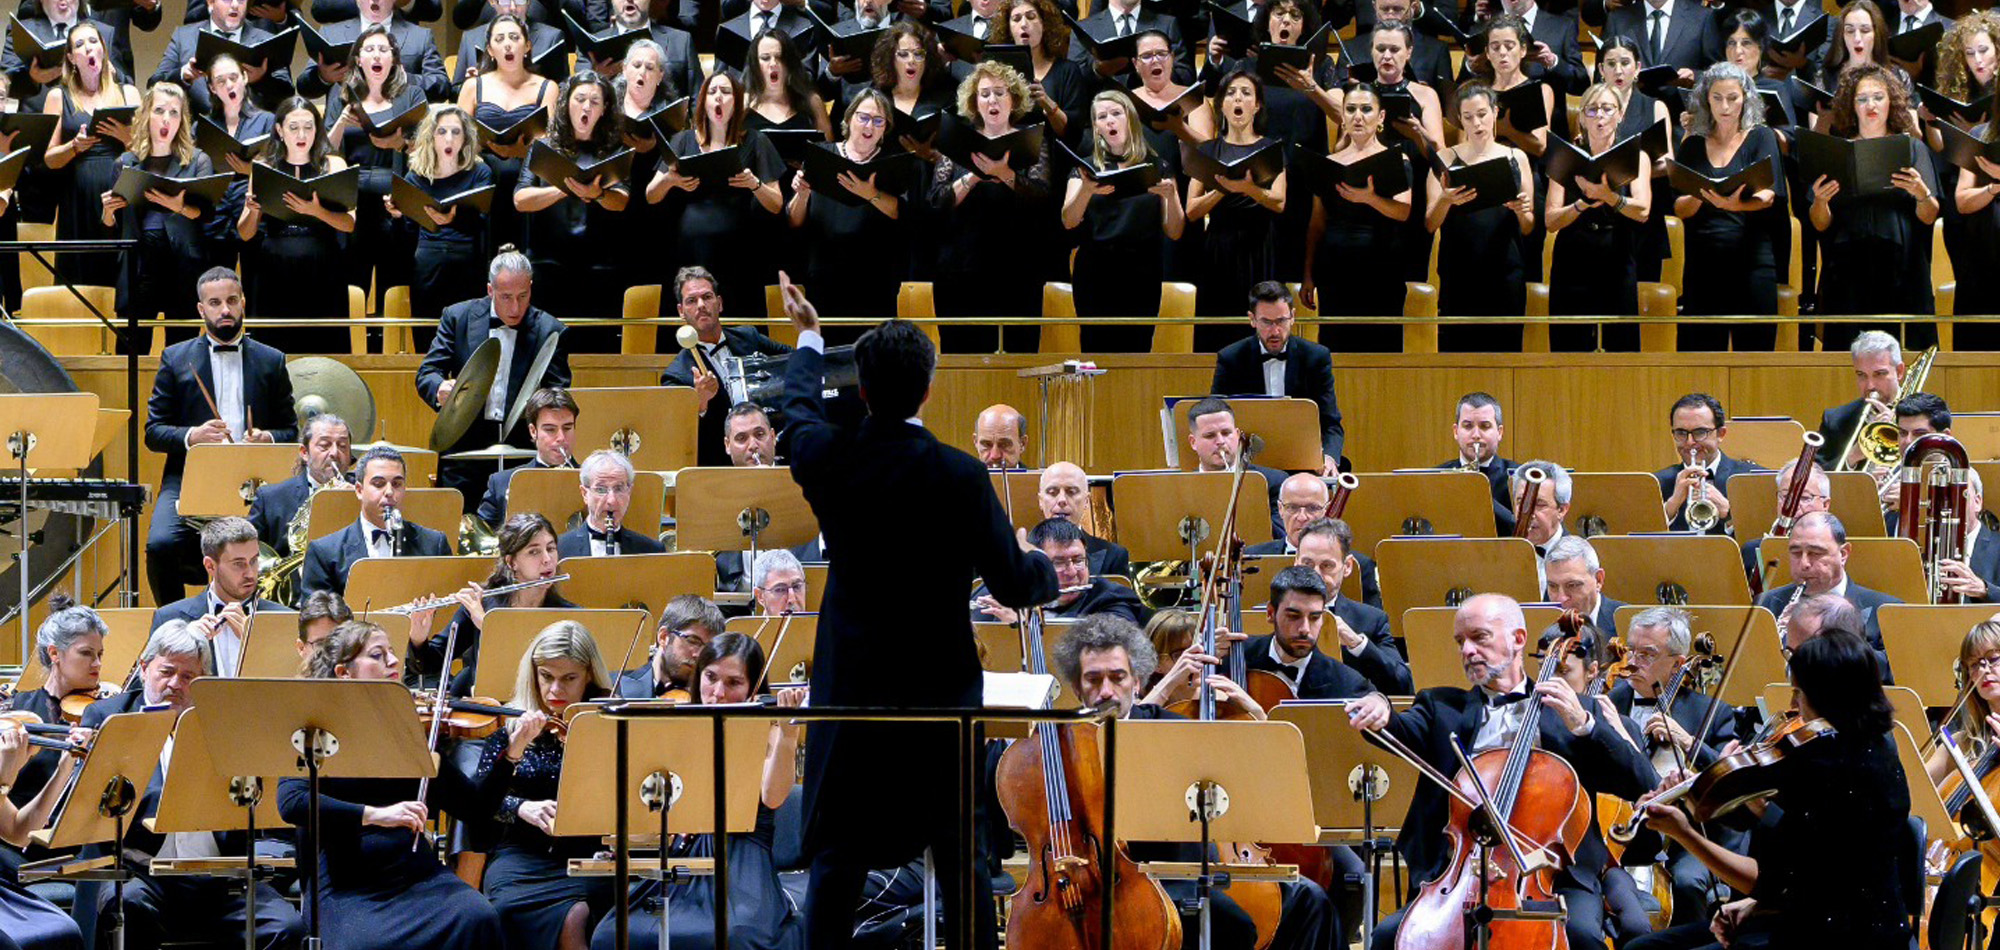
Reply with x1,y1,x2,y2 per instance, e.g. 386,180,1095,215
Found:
503,331,566,434
430,337,503,453
288,357,377,442
444,444,539,462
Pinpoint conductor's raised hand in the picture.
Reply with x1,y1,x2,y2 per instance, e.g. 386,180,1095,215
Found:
777,270,818,334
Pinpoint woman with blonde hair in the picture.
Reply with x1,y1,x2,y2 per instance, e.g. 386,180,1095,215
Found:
928,60,1051,342
475,620,614,950
1062,88,1183,349
388,106,492,319
103,82,214,328
42,21,137,290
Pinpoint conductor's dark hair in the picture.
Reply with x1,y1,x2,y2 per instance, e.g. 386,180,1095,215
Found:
524,387,579,427
297,591,353,644
1247,280,1292,311
1894,392,1951,432
1298,517,1354,558
1028,517,1087,548
1670,393,1726,427
1052,614,1159,692
854,320,935,420
1184,396,1233,432
195,266,242,298
356,444,405,479
1269,565,1330,607
1789,628,1895,734
691,632,766,700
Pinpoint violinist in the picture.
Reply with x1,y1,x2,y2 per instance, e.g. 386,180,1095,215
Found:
0,718,86,950
412,511,576,694
589,633,805,950
475,387,578,525
611,594,724,699
1639,629,1912,950
151,517,284,677
971,518,1146,625
283,621,507,950
78,619,310,950
5,597,102,813
296,590,354,657
1054,614,1342,950
473,621,614,950
555,449,666,558
1606,606,1739,924
1345,593,1658,950
104,82,214,328
1923,620,2000,785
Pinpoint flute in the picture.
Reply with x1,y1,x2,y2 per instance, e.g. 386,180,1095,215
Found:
382,574,571,615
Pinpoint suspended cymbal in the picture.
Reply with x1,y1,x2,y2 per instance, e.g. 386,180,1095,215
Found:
430,337,503,453
287,356,377,442
503,331,566,434
444,444,539,462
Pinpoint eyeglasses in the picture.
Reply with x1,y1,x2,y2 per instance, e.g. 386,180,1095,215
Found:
1971,653,2000,673
1630,646,1667,662
1582,105,1619,117
759,581,807,597
1670,427,1718,442
1136,49,1173,61
1049,554,1089,570
1853,92,1890,106
662,626,709,647
1280,502,1327,517
852,113,887,127
587,483,632,497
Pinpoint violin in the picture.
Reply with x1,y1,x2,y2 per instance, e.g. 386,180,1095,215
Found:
58,685,118,725
1612,712,1835,842
0,710,89,755
411,692,529,741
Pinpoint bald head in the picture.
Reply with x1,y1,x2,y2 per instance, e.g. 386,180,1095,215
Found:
1039,461,1089,522
974,404,1026,469
1454,593,1528,690
1277,473,1331,545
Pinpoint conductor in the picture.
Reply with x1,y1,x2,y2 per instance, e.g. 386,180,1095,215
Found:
777,273,1058,950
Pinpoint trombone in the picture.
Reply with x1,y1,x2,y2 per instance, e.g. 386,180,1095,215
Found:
1835,344,1936,483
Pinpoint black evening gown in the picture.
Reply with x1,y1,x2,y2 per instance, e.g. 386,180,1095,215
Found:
0,861,82,950
1957,122,2000,327
588,804,802,950
1209,53,1337,292
238,159,353,355
112,151,214,327
1436,153,1526,350
475,731,615,950
1749,728,1911,950
746,110,825,287
1549,192,1640,320
1313,149,1413,343
1072,158,1173,352
1194,136,1282,321
408,162,495,320
1617,89,1669,284
795,142,908,320
515,138,632,349
472,75,556,254
926,126,1052,349
1675,127,1785,344
329,85,424,311
201,108,275,273
664,128,786,318
1814,134,1936,345
277,768,507,950
54,88,127,289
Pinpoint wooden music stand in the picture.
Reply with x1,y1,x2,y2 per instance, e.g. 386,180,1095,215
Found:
1564,473,1668,536
1111,471,1274,562
1162,397,1323,473
1878,603,2000,706
1726,471,1889,538
177,444,302,517
568,387,699,473
31,408,131,480
1268,699,1417,933
551,708,765,837
304,487,463,545
989,469,1055,533
1342,473,1498,555
28,708,174,850
1762,537,1925,605
506,468,667,542
1950,413,2000,461
1613,605,1781,708
1723,418,1807,471
723,613,821,685
1590,535,1752,606
1402,606,1563,692
672,467,819,552
147,707,290,835
472,608,650,699
558,552,716,622
1892,722,1958,849
1377,538,1540,643
344,556,492,617
239,610,411,677
0,391,100,657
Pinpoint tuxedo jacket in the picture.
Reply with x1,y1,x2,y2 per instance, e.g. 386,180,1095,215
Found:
1242,633,1374,700
151,591,285,631
717,6,823,72
296,16,451,100
1603,0,1723,71
144,337,300,492
555,523,666,559
416,299,572,452
661,324,793,467
1241,540,1384,610
1065,6,1196,87
3,5,152,96
247,472,314,557
1607,679,1738,769
972,576,1147,626
151,21,295,115
1653,451,1759,533
1085,532,1132,580
1755,580,1900,680
300,519,454,603
1815,397,1866,469
1331,596,1410,694
1968,529,2000,602
1210,335,1345,462
1590,595,1628,651
1384,685,1658,889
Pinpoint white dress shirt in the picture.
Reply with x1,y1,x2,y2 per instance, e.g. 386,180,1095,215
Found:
209,336,247,442
203,587,247,678
1266,636,1312,682
1260,343,1286,397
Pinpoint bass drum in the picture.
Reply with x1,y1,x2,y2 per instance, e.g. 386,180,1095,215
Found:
0,322,99,619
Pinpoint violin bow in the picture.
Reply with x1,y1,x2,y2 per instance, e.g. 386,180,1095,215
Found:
410,613,463,852
1683,611,1758,783
1358,724,1563,872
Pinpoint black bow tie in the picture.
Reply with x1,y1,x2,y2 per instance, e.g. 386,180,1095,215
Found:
1262,352,1286,364
211,600,228,615
210,343,239,353
588,526,616,541
1488,691,1530,708
371,528,390,546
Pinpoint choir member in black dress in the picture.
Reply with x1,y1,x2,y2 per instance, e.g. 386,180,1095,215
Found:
1304,83,1414,325
787,90,907,318
0,723,85,950
1547,83,1654,329
1365,20,1447,289
994,0,1088,141
0,76,23,312
1188,70,1286,320
104,82,214,327
1951,98,2000,319
203,53,273,176
3,0,113,108
1724,11,1811,330
410,511,576,693
235,96,357,354
457,13,561,254
927,61,1050,336
4,598,99,822
1425,82,1533,342
153,0,290,117
327,23,424,316
874,22,955,140
388,106,493,320
1812,0,1919,127
587,632,805,950
282,621,508,950
746,29,835,143
41,22,137,292
1639,630,1912,950
649,70,785,319
475,621,615,950
1596,36,1673,287
514,71,630,336
1808,63,1938,318
1481,15,1555,159
1064,88,1185,351
610,41,673,292
1673,63,1784,342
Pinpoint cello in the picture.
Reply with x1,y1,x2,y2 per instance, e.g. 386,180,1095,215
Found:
995,602,1181,950
1392,628,1593,950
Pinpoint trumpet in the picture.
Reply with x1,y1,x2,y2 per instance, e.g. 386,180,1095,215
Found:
382,574,570,615
1683,449,1719,533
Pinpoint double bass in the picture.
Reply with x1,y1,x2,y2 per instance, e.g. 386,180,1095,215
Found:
995,603,1181,950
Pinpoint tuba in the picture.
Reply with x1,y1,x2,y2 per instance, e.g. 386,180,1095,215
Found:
1897,433,1971,604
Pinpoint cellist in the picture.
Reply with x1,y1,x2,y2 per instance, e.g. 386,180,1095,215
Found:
1344,593,1658,950
1050,615,1342,950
